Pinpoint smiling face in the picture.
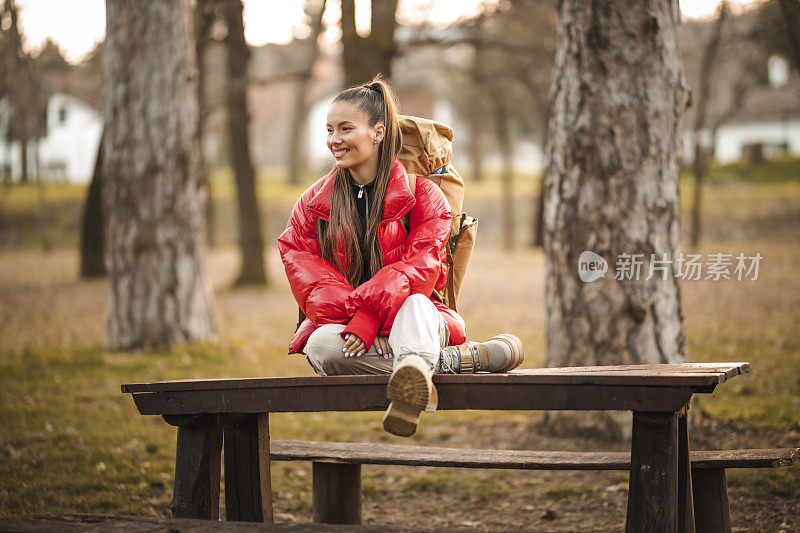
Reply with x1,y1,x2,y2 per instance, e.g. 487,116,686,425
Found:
326,101,385,184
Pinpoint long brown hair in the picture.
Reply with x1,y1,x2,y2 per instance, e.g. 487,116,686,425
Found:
317,74,403,287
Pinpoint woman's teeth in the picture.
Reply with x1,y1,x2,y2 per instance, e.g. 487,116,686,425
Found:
334,148,349,158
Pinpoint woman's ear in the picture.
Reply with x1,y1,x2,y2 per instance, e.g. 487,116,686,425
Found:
373,123,385,144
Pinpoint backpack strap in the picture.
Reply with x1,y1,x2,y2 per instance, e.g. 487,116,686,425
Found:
401,175,417,235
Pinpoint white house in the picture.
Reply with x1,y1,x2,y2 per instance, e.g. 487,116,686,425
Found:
0,92,103,183
683,55,800,164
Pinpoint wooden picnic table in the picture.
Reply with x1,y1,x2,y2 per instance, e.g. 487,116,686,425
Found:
122,362,750,532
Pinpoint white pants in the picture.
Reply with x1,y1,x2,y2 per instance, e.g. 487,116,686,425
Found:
305,293,456,376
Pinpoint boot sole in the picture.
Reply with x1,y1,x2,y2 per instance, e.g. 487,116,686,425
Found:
492,334,525,372
383,361,434,437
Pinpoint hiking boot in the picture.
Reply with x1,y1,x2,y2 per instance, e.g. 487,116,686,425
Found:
383,355,437,437
439,334,525,373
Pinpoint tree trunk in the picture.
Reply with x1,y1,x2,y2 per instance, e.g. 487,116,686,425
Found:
543,0,688,369
468,19,486,184
80,128,105,278
532,175,545,247
19,138,28,183
690,1,727,249
340,0,364,86
490,89,514,251
34,140,50,251
468,96,484,182
341,0,398,86
288,0,327,186
777,0,800,74
103,0,216,350
689,143,706,250
532,107,550,248
369,0,398,79
221,0,267,286
195,0,216,248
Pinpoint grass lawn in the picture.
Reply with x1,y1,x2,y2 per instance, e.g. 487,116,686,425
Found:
0,158,798,528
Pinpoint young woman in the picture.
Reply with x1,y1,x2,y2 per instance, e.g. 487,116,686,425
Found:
278,76,524,437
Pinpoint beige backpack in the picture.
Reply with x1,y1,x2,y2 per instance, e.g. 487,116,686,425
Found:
398,114,478,312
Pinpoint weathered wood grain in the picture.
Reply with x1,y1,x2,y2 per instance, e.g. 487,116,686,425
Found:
170,414,221,520
223,413,273,523
121,363,750,393
267,440,798,471
678,409,696,533
312,462,361,525
0,513,423,531
129,383,697,415
692,468,732,533
626,411,679,532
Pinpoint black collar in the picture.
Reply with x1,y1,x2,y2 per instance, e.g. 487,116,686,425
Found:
348,174,377,194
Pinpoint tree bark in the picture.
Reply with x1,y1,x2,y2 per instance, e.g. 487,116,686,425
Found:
469,16,487,183
341,0,398,86
340,0,364,86
533,175,545,247
543,0,688,369
195,0,217,248
690,1,728,249
103,0,216,349
80,128,105,278
288,0,327,186
19,138,28,183
369,0,399,80
532,104,551,248
221,0,267,286
777,0,800,74
489,88,515,251
468,93,484,182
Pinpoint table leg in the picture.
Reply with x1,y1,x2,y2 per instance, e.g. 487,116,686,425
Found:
678,406,696,533
312,461,362,524
626,411,679,533
167,414,222,520
691,467,731,533
223,413,273,522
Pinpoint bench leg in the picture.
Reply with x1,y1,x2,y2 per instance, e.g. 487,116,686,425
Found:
170,414,222,519
678,407,696,533
626,411,679,533
312,461,361,524
223,413,273,522
691,468,731,533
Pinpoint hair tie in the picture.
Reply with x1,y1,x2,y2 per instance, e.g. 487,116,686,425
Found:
363,83,381,94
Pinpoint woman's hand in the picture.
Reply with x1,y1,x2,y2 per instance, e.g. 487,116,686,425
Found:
343,334,393,358
373,336,393,360
343,333,366,357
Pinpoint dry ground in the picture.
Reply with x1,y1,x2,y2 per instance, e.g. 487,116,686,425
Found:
1,165,799,531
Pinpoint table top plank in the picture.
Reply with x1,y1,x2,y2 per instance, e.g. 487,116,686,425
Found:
130,382,698,414
121,363,749,394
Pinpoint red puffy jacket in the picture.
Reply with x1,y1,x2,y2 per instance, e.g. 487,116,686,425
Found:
278,159,467,355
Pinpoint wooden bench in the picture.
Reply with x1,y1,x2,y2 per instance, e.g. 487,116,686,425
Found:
268,439,797,530
122,363,761,532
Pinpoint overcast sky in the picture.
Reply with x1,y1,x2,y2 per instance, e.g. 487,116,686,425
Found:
14,0,762,64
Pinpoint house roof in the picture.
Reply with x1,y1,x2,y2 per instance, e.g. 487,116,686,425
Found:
709,78,800,125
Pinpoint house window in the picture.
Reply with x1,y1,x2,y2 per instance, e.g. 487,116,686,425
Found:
58,106,67,124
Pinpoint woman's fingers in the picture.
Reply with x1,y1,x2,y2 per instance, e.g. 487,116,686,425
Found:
342,334,392,358
375,336,392,359
343,334,366,357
